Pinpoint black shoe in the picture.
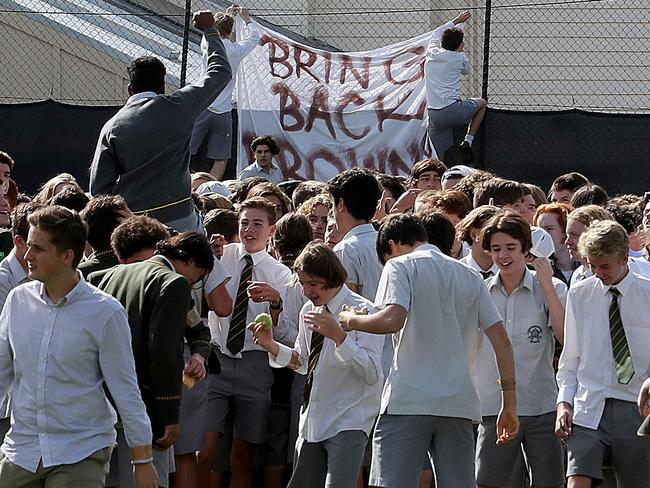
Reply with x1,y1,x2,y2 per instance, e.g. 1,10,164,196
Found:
459,140,472,154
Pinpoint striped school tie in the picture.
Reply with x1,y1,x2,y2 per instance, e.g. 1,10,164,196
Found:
609,287,634,384
302,306,327,412
226,254,253,355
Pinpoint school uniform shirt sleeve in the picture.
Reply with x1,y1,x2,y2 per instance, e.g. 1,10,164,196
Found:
270,302,309,375
333,328,383,386
545,277,568,328
335,246,361,290
0,291,14,401
556,288,579,405
374,259,411,311
476,279,502,331
204,257,231,295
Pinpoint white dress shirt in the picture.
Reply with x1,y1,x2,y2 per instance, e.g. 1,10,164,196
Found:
209,243,292,358
557,270,650,429
271,285,383,443
571,257,650,288
201,22,260,114
477,269,566,416
0,249,29,420
276,275,308,347
0,277,152,472
424,21,471,109
375,243,502,421
460,252,498,278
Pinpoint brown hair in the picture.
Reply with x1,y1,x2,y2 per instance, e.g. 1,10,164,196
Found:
272,213,313,267
421,190,472,219
473,178,524,208
214,12,235,37
294,242,347,289
297,194,333,217
110,215,169,262
238,196,277,226
410,158,447,182
480,211,532,253
28,205,88,268
292,180,328,209
247,182,291,219
456,205,500,244
567,205,613,227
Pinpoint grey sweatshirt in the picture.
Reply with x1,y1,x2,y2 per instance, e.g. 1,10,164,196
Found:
90,27,232,224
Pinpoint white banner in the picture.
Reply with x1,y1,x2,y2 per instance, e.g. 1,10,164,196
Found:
236,21,433,181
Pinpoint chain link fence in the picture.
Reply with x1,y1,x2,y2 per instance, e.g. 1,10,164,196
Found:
0,0,648,193
1,0,647,111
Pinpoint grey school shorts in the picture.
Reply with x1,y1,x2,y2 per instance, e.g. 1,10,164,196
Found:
566,398,650,487
476,412,564,487
427,99,481,157
190,109,233,160
369,413,474,488
174,346,209,455
207,349,273,444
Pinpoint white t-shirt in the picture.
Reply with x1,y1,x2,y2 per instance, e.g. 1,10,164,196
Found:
424,21,471,110
375,243,502,421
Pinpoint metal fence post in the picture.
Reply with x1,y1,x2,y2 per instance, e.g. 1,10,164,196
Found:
478,0,492,168
180,0,192,87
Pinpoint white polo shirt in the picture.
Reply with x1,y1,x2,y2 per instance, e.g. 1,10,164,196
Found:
476,269,566,416
374,243,502,421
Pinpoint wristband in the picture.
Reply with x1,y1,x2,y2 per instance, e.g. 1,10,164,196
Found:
130,445,153,464
132,457,154,465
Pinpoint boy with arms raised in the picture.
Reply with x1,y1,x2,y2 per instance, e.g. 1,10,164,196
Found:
250,243,383,487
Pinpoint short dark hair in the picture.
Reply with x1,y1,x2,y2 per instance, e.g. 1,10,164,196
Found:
473,179,524,207
550,172,589,194
441,28,464,51
523,183,548,207
156,232,214,272
376,214,428,265
569,183,608,208
454,169,494,204
48,187,90,213
28,205,88,268
251,135,280,155
410,159,447,181
377,174,406,200
294,242,347,289
328,168,382,222
111,215,169,262
247,182,292,217
0,151,14,169
204,209,238,243
605,197,642,234
480,211,532,254
419,210,455,256
12,201,41,240
80,195,129,251
424,189,472,219
292,180,328,209
272,213,313,267
238,196,277,226
230,177,267,204
128,56,166,94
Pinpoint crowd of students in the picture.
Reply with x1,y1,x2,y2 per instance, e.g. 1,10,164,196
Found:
0,5,648,488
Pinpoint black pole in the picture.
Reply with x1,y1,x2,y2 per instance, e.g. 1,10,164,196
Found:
180,0,192,87
478,0,492,169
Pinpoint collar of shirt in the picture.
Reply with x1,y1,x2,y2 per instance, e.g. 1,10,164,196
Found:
125,91,159,106
341,223,377,241
464,253,498,275
37,272,87,307
150,254,176,273
235,243,269,266
6,249,28,283
598,267,633,297
324,285,351,315
253,161,279,175
489,267,534,293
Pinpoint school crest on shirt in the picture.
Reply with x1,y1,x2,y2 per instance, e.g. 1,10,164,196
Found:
527,325,543,344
